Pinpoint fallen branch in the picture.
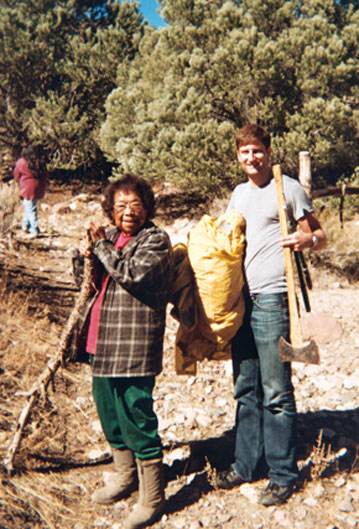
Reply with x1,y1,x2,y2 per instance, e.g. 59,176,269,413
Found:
4,255,94,474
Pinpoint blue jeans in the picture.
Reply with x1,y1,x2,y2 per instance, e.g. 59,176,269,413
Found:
232,292,298,486
22,198,39,234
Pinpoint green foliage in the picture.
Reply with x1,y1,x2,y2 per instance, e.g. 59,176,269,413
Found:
0,0,144,175
100,0,359,195
1,0,359,193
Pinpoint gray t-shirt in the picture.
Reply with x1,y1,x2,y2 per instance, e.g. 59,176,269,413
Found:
227,174,313,293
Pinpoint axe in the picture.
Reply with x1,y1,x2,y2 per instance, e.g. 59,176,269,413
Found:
273,164,320,364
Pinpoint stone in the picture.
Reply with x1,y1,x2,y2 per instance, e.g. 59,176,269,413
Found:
303,497,318,507
339,496,355,512
301,312,343,343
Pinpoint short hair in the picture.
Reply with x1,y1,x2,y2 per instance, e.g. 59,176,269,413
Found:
102,174,156,222
235,124,271,151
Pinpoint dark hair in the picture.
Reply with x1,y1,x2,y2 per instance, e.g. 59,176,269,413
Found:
235,124,271,151
102,174,156,223
21,144,47,179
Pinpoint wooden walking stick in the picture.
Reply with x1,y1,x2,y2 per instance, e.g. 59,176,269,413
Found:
4,252,95,475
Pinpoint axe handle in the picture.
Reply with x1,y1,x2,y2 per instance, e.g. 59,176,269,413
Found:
273,165,303,346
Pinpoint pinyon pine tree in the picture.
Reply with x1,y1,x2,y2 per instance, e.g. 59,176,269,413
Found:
0,0,145,177
100,0,359,194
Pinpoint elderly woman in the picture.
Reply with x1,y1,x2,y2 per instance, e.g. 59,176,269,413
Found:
72,174,174,529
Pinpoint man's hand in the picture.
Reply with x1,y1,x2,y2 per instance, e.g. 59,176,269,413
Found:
280,231,314,252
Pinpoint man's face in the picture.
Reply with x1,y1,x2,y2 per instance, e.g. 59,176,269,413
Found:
237,139,271,182
112,190,147,235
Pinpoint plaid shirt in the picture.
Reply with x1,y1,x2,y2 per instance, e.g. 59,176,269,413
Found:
71,222,174,377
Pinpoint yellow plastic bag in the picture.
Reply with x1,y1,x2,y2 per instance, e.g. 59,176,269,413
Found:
171,210,246,375
188,210,246,350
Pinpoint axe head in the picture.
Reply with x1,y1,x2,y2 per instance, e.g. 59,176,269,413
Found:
278,336,320,364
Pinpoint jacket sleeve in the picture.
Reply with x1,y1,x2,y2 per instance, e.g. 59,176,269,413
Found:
13,159,22,182
93,229,174,308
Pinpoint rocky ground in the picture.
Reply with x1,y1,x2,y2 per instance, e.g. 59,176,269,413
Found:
0,184,359,529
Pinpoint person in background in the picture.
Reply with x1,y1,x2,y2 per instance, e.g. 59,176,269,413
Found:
14,145,48,239
71,174,174,529
216,124,326,506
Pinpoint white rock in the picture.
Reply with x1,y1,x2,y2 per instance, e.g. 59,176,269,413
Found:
174,412,186,424
158,416,173,432
335,476,347,488
239,483,258,504
303,497,318,507
91,420,103,432
343,375,359,389
93,518,110,527
164,447,190,465
196,414,212,428
215,397,228,407
88,449,108,460
339,496,355,512
313,483,325,498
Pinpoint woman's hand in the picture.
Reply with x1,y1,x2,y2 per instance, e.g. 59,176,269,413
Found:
88,220,106,243
79,221,106,257
79,232,93,258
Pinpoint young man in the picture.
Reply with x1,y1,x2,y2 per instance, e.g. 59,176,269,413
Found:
216,124,326,506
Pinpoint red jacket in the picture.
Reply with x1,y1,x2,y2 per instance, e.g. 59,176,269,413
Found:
14,157,48,199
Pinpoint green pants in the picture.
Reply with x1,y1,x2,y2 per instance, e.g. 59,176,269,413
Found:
92,373,162,460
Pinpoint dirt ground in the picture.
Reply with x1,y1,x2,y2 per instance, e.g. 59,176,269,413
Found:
0,183,359,529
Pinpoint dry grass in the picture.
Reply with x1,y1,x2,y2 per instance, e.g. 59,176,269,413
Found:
0,181,20,236
0,289,101,529
317,207,359,254
310,430,333,480
1,471,97,529
310,208,359,283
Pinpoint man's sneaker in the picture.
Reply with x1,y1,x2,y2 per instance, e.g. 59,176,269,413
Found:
216,467,245,489
260,482,294,506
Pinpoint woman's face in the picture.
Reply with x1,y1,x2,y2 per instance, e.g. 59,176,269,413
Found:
112,190,148,235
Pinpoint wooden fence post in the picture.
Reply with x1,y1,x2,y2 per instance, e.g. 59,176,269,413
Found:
299,151,312,199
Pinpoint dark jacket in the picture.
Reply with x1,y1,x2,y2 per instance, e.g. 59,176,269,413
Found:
70,222,174,377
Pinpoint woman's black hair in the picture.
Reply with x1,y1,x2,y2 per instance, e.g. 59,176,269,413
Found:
102,174,156,223
21,145,47,179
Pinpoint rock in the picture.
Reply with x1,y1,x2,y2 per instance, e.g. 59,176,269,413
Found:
239,483,258,504
274,510,293,527
91,420,103,432
165,447,191,465
301,312,343,343
87,449,109,460
335,476,347,488
339,496,355,512
303,497,318,507
189,521,204,529
313,483,325,498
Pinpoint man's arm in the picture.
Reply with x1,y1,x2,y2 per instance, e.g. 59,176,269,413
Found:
280,211,326,252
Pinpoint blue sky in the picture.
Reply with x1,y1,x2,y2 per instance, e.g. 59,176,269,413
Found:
121,1,166,28
138,0,166,27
